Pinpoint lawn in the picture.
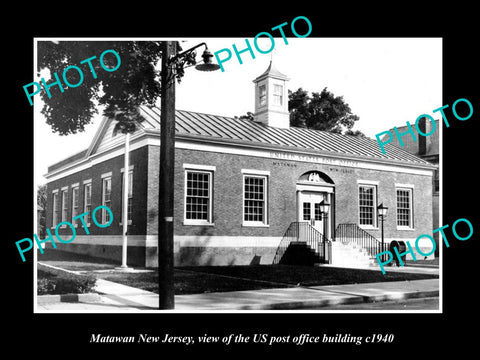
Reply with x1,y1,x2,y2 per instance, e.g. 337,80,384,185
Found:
39,250,439,295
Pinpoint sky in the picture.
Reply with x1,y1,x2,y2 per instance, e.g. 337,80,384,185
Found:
33,37,442,186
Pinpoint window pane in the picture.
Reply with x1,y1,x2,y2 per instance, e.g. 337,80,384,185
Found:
244,176,266,223
359,186,375,225
303,202,311,221
186,171,211,221
397,189,411,227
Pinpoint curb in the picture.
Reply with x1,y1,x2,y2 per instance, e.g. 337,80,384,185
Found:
37,293,102,305
234,289,439,310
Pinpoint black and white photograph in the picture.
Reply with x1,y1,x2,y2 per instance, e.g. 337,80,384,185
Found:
6,7,478,355
32,37,442,313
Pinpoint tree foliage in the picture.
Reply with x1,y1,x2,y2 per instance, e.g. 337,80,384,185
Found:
288,87,364,136
37,41,179,135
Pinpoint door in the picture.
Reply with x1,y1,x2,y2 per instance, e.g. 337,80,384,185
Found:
298,191,327,235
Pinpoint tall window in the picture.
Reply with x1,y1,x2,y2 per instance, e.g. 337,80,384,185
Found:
52,191,59,227
61,189,68,223
259,85,266,106
185,170,212,224
397,188,413,228
359,185,376,226
273,84,283,106
84,182,92,224
121,170,133,223
102,177,112,224
244,175,267,225
71,186,79,224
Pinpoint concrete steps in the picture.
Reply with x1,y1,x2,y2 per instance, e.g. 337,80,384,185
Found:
329,241,377,268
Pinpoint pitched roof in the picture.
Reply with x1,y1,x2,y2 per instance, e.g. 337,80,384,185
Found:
138,106,433,167
253,60,289,82
47,105,435,175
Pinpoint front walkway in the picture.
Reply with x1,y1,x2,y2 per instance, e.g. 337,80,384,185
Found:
36,276,439,312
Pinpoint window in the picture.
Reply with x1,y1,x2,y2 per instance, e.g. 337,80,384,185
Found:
71,186,79,224
102,177,112,225
314,203,322,221
273,84,283,106
61,189,68,223
259,84,266,106
185,170,212,224
121,170,133,223
52,191,59,227
244,175,268,225
302,202,311,221
84,182,92,225
397,188,413,228
359,185,377,226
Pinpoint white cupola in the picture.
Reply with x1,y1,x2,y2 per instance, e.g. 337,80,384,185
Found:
252,60,290,129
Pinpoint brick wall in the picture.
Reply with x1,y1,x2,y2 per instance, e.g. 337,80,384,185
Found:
167,147,433,240
46,146,149,237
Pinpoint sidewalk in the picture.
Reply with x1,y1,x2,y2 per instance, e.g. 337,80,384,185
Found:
36,275,439,312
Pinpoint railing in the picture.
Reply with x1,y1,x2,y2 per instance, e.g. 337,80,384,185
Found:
335,223,385,258
273,222,331,265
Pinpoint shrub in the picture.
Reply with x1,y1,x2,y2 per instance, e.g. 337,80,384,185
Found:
37,278,56,295
37,269,97,295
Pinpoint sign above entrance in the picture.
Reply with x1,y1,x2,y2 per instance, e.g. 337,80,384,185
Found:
270,151,359,168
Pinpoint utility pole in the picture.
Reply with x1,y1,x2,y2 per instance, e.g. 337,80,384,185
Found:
158,41,176,309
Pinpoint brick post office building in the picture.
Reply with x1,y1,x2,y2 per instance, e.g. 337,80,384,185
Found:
44,62,437,267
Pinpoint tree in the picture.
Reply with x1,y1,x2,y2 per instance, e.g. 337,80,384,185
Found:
289,87,365,136
37,41,195,135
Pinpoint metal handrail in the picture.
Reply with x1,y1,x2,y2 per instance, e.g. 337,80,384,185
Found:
273,222,331,264
335,223,384,258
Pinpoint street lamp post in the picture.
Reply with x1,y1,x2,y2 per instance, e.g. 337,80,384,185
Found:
158,41,219,310
377,203,389,262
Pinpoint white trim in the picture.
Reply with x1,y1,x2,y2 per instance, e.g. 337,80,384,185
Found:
182,163,217,171
177,140,435,176
175,235,282,247
358,183,378,228
45,132,435,182
101,176,112,224
296,184,335,193
241,169,270,176
357,179,379,185
395,187,414,230
83,178,92,184
120,165,134,172
61,185,69,191
63,235,282,248
71,182,79,188
101,171,112,179
242,174,269,226
51,189,58,194
395,183,415,188
183,169,214,225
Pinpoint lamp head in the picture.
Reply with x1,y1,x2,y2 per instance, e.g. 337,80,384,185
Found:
377,203,388,217
319,199,330,214
195,48,220,71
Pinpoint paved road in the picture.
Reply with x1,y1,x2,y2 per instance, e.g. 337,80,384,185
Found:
303,297,440,310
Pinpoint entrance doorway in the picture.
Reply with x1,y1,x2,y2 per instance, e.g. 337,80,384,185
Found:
296,170,335,240
298,191,331,237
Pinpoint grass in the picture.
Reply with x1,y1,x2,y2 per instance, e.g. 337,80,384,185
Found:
38,250,439,295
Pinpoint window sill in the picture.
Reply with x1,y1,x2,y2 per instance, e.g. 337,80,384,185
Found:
359,225,379,230
183,221,215,226
242,223,269,228
397,226,415,231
